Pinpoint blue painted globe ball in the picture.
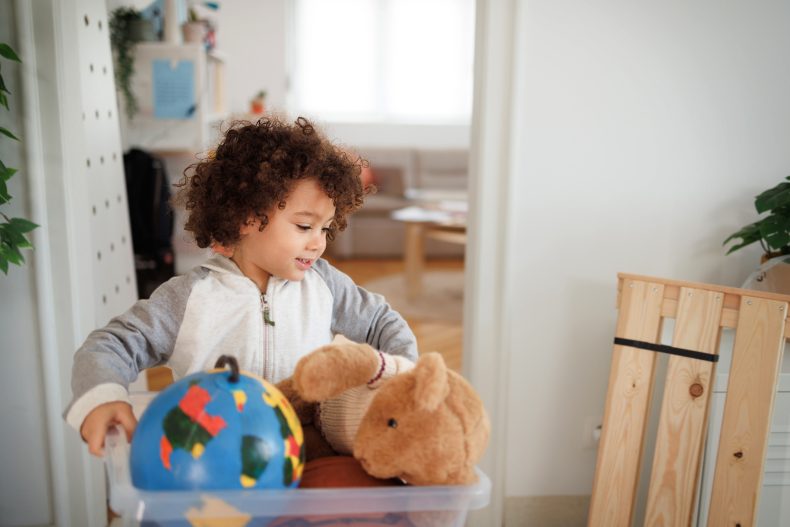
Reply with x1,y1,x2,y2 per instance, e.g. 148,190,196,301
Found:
130,360,304,490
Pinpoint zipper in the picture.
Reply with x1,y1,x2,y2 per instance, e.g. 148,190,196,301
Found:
261,293,275,327
260,292,275,380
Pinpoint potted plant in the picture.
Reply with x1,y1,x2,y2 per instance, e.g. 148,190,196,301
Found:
723,176,790,262
109,7,153,119
250,90,267,114
0,42,38,274
182,7,208,44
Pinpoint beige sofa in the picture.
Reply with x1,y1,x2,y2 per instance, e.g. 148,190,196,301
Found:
328,148,468,259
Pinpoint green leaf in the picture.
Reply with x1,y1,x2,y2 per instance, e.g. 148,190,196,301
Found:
0,225,26,245
0,43,21,62
0,72,7,93
723,221,762,254
9,247,23,265
0,126,19,141
0,256,8,274
0,90,7,111
0,165,17,182
0,162,16,204
1,224,27,246
723,221,760,245
0,179,9,204
9,217,38,233
724,237,761,254
757,214,790,251
0,242,24,265
755,178,790,214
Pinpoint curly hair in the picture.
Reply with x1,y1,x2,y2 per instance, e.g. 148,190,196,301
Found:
173,116,368,248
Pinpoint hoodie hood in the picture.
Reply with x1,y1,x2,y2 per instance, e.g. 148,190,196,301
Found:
200,254,246,276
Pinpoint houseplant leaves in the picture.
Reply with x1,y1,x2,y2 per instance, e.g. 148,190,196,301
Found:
724,176,790,258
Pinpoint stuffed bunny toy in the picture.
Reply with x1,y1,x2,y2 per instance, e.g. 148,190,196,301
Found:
278,335,489,486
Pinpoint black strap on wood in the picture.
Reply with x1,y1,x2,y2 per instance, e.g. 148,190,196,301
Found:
614,337,719,363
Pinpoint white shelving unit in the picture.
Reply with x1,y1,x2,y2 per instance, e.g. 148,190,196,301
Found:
118,42,228,275
119,42,227,154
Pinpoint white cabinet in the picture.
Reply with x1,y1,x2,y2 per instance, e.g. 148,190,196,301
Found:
120,43,227,153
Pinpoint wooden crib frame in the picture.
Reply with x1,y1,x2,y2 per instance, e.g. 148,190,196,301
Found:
588,273,789,526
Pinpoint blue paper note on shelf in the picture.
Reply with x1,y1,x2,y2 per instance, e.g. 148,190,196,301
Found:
152,59,196,119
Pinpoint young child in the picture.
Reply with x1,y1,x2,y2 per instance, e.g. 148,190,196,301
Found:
66,116,418,456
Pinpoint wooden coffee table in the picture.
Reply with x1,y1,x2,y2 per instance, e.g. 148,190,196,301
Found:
391,203,467,300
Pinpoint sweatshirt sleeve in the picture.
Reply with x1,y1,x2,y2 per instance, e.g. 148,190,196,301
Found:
63,268,205,430
313,259,418,362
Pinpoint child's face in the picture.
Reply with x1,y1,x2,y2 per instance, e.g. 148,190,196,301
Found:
232,178,336,288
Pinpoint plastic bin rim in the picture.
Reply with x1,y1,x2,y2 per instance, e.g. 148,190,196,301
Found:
104,426,492,519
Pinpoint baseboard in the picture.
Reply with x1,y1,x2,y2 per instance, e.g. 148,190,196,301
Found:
505,495,590,527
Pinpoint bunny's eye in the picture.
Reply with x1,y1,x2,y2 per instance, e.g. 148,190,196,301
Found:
387,418,398,429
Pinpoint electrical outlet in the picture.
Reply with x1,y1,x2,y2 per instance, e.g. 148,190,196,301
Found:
583,416,603,449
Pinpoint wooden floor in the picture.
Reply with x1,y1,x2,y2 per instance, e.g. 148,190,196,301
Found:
328,257,465,372
147,257,464,390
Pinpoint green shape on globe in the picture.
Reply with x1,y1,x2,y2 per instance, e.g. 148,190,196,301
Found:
160,384,228,469
241,435,270,482
163,407,214,451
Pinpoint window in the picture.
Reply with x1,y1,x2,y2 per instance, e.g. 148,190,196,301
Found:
289,0,475,124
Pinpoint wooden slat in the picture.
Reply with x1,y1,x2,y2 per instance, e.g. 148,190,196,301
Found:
644,287,723,526
589,278,664,526
707,296,787,527
618,273,790,305
620,273,790,333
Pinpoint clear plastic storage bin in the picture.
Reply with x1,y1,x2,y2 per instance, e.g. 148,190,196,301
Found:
105,427,491,527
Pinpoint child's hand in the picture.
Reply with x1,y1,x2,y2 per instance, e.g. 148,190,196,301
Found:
80,401,137,457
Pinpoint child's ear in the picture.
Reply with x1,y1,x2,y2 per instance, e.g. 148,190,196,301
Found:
211,243,234,257
239,217,259,236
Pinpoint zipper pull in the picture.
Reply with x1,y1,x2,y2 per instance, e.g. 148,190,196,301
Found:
261,293,275,326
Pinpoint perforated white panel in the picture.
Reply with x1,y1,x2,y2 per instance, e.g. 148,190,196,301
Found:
7,1,147,525
76,0,137,325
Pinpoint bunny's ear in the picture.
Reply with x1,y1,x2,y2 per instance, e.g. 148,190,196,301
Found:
413,352,450,412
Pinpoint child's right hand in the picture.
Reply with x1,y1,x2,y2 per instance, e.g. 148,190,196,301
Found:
80,401,137,457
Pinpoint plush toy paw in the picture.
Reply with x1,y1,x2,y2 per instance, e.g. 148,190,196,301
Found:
276,378,337,461
293,335,381,402
275,378,316,424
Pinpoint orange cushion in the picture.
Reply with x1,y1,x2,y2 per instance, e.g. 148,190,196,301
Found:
298,456,403,488
266,457,411,526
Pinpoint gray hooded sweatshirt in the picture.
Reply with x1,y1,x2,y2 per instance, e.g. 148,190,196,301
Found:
64,255,417,430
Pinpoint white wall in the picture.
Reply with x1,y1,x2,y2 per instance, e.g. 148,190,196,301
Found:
0,3,53,524
215,0,288,114
500,0,790,499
